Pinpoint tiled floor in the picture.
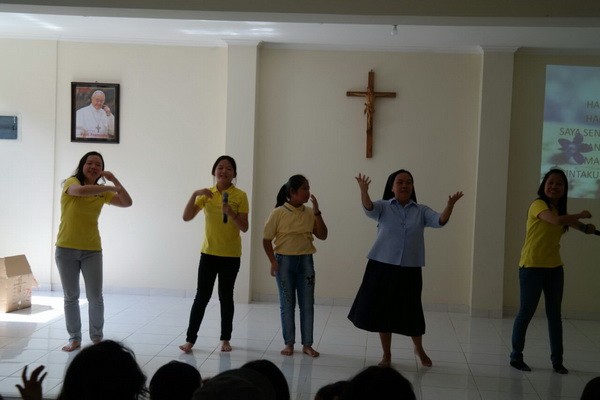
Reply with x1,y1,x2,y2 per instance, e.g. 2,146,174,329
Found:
1,292,599,400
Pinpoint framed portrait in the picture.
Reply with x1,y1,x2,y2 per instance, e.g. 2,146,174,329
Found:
71,82,120,143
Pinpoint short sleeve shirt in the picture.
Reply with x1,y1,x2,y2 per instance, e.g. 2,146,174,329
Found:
55,177,115,251
364,199,442,266
519,199,564,268
196,185,249,257
263,203,316,255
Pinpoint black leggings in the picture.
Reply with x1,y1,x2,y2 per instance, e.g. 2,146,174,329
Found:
185,253,240,343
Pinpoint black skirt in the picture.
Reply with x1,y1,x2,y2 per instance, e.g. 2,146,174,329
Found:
348,259,425,336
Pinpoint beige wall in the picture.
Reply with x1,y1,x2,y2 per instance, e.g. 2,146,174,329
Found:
251,49,480,309
504,51,600,319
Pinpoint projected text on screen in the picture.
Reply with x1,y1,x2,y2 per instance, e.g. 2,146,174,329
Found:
542,65,600,199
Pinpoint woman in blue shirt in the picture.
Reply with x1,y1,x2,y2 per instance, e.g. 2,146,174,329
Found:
348,169,463,368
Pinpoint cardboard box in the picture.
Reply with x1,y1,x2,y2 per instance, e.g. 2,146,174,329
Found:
0,254,36,312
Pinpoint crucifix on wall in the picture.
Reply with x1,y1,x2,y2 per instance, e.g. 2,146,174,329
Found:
346,70,397,158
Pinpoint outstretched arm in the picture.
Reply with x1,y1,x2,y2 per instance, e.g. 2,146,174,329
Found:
67,182,118,197
538,209,594,233
355,173,373,211
439,191,464,225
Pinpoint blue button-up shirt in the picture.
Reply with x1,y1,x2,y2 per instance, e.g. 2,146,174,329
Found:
364,199,442,267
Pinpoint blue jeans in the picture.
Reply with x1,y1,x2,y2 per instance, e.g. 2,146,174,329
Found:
275,254,315,346
510,266,564,366
55,247,104,343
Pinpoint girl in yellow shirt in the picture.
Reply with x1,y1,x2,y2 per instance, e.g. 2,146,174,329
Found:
263,174,328,357
55,151,132,352
179,155,249,353
510,169,595,374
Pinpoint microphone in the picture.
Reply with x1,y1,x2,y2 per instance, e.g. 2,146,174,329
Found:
222,192,229,223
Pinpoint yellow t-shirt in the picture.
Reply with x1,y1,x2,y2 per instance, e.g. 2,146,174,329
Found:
196,185,249,257
519,199,564,268
56,176,116,251
263,203,316,255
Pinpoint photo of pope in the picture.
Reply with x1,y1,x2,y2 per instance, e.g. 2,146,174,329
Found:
75,90,115,139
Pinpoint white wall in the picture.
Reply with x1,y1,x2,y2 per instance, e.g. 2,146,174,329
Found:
0,39,57,286
1,39,229,295
54,42,229,294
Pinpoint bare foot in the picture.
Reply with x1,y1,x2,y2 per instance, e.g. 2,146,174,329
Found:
221,340,232,352
280,345,294,356
62,341,81,352
416,350,432,367
179,342,194,353
302,346,320,357
378,353,392,367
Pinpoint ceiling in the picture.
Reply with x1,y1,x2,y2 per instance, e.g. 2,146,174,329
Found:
1,2,600,53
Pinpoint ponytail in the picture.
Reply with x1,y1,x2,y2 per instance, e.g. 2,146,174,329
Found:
275,174,308,207
275,184,288,207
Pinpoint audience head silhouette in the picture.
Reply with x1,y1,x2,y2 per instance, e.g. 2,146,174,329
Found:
193,367,276,400
581,376,600,400
57,340,147,400
241,359,290,400
340,365,415,400
315,380,349,400
149,360,201,400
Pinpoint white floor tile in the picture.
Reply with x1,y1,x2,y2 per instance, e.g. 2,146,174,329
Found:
0,291,599,399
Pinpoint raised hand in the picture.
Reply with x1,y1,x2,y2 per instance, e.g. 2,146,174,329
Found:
355,173,371,193
310,194,320,213
16,365,46,400
447,191,464,206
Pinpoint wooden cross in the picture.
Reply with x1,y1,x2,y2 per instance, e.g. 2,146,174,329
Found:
347,70,396,158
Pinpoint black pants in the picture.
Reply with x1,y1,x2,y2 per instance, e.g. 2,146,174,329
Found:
185,253,240,343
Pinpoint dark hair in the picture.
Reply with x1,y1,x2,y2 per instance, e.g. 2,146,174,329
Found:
57,340,147,400
72,151,105,185
316,380,348,400
242,360,290,400
340,366,415,400
211,155,237,176
382,169,417,202
149,360,201,400
537,168,568,214
275,174,308,207
581,376,600,400
193,368,275,400
537,168,569,232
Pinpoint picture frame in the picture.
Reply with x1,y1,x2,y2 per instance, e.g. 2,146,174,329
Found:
71,82,120,143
